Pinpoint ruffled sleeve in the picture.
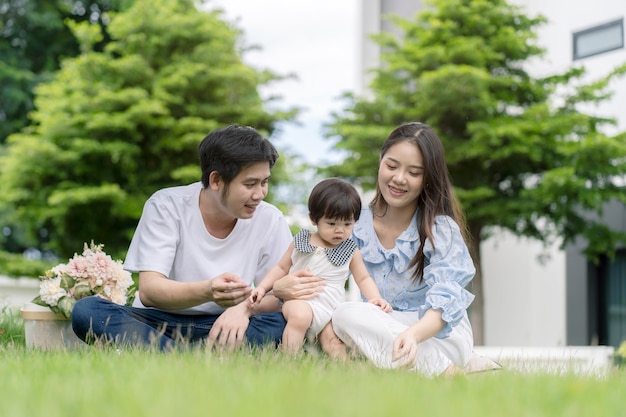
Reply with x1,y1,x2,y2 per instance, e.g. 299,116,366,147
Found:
418,215,475,338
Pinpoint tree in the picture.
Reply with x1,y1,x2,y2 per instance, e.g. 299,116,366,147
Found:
323,0,626,344
0,1,131,255
0,0,129,144
0,0,296,259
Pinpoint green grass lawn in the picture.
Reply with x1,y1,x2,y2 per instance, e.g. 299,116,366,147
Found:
1,308,625,417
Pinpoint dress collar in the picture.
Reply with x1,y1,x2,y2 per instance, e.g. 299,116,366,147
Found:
352,207,419,272
293,229,356,266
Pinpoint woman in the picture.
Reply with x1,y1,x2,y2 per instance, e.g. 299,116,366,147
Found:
329,122,475,376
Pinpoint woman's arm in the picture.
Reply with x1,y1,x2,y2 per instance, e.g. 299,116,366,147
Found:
418,217,476,337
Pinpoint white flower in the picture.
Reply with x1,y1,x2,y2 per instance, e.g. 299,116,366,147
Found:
39,277,67,307
115,266,134,288
109,286,128,305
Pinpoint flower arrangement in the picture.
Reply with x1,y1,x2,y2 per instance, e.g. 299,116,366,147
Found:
33,242,136,319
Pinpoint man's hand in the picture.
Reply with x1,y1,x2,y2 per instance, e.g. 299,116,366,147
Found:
210,273,252,308
272,269,326,301
207,303,251,350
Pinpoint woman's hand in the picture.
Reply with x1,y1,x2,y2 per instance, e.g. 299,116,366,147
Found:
391,308,445,368
272,268,326,301
207,302,251,350
392,327,420,368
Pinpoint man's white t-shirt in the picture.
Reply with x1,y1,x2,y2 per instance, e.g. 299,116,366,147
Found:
124,182,292,315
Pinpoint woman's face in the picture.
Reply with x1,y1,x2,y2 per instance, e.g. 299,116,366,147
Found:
378,140,424,209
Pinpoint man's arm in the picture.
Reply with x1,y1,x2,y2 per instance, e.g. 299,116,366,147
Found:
138,271,252,310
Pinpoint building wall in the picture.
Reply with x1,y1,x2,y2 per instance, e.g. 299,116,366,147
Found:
515,0,626,132
357,0,381,95
357,0,425,95
565,236,590,345
481,231,566,346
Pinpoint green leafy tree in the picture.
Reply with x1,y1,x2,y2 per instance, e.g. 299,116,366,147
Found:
0,0,295,259
324,0,626,344
0,0,129,255
0,0,129,144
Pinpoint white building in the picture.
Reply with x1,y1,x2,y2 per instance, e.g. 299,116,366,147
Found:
358,0,626,347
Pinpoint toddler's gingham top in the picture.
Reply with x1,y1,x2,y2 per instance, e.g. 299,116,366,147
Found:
293,229,356,266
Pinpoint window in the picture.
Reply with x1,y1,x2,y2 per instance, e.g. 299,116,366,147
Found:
593,250,626,348
573,18,624,60
604,251,626,348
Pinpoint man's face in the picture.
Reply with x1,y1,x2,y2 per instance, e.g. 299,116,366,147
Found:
218,161,271,219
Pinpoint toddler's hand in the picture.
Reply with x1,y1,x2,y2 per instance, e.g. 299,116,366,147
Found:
248,287,266,308
368,297,392,313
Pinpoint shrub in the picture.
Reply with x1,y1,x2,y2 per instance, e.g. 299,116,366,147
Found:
0,250,55,278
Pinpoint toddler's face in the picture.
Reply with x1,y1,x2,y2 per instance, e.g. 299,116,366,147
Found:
315,216,355,248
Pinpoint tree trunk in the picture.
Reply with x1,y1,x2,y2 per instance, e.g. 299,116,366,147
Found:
468,222,484,346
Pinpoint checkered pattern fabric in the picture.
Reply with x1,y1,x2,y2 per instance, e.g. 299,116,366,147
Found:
293,229,356,266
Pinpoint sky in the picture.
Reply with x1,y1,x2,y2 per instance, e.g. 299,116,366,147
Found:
207,0,359,165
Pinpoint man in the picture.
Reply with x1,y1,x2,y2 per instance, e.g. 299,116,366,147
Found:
72,125,298,350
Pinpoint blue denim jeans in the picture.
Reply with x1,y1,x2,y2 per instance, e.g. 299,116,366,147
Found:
71,296,286,351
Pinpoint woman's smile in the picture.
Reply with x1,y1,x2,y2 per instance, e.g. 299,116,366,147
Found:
388,184,407,197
